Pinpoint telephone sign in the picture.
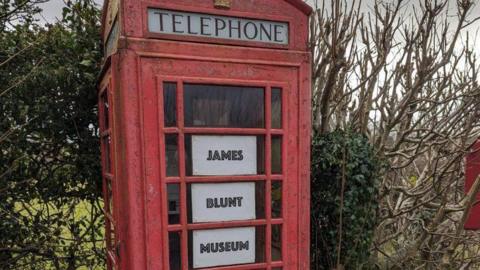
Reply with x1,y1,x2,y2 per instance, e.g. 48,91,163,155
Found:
99,0,312,269
147,9,289,45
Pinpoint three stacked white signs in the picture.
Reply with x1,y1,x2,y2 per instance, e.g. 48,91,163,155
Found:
191,135,257,268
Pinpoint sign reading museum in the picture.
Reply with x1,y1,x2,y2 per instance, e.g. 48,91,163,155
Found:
147,8,289,45
193,227,255,268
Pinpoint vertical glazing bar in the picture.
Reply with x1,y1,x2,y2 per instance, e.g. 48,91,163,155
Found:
158,80,171,270
98,87,112,270
281,85,288,267
265,86,272,269
177,81,188,270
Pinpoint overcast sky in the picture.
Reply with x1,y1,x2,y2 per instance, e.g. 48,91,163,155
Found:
38,0,479,55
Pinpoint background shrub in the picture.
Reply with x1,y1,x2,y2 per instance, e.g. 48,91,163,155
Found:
311,130,382,269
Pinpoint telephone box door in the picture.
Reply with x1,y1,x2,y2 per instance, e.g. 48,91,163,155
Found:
140,57,309,269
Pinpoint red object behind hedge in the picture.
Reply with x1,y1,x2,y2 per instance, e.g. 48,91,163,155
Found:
465,141,480,230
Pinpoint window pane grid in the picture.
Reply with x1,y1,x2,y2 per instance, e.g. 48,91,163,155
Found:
162,81,285,269
99,86,118,267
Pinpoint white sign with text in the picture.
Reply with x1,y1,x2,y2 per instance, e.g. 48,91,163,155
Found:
191,182,256,223
191,135,257,176
193,227,256,268
147,9,289,45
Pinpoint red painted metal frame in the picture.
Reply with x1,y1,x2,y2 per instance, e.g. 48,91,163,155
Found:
99,0,312,269
139,53,307,269
465,141,480,230
99,72,120,269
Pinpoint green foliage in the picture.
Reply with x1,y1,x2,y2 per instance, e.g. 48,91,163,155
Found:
0,1,104,269
311,130,382,269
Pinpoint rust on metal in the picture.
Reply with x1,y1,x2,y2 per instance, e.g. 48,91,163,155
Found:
214,0,231,9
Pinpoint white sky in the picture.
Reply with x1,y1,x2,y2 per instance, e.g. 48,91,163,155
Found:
36,0,104,24
37,0,480,56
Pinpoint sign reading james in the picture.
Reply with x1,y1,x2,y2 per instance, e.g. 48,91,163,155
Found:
192,135,257,176
191,182,255,223
193,227,255,268
147,8,289,45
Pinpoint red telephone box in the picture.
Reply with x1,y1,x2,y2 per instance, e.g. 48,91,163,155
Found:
98,0,312,269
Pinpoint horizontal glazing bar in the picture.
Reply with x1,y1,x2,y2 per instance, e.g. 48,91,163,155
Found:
271,261,283,267
204,262,268,270
163,127,284,135
271,219,284,225
187,219,267,230
184,175,267,183
167,219,268,232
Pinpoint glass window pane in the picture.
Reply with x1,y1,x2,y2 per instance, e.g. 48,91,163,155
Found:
272,181,282,218
107,221,116,251
166,134,179,177
184,135,265,176
184,84,265,128
271,88,282,129
271,136,282,174
164,83,177,127
169,231,182,270
103,136,112,173
167,184,180,224
106,179,114,217
102,91,109,130
256,226,266,263
272,225,282,261
256,182,265,219
257,136,265,175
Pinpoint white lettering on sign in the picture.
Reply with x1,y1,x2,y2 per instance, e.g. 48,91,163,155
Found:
192,182,255,223
147,8,289,45
193,227,255,268
192,135,257,176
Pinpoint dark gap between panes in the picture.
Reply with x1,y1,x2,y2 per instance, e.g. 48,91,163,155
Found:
165,134,179,177
271,88,282,129
256,226,266,263
272,181,282,218
272,224,282,261
163,82,177,127
271,136,282,174
169,231,182,270
184,84,265,128
167,184,180,225
188,230,193,270
184,135,265,176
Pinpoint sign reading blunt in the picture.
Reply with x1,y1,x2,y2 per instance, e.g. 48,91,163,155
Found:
147,9,289,45
191,182,256,223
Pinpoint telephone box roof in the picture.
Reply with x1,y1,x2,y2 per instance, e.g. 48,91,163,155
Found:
101,0,312,35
